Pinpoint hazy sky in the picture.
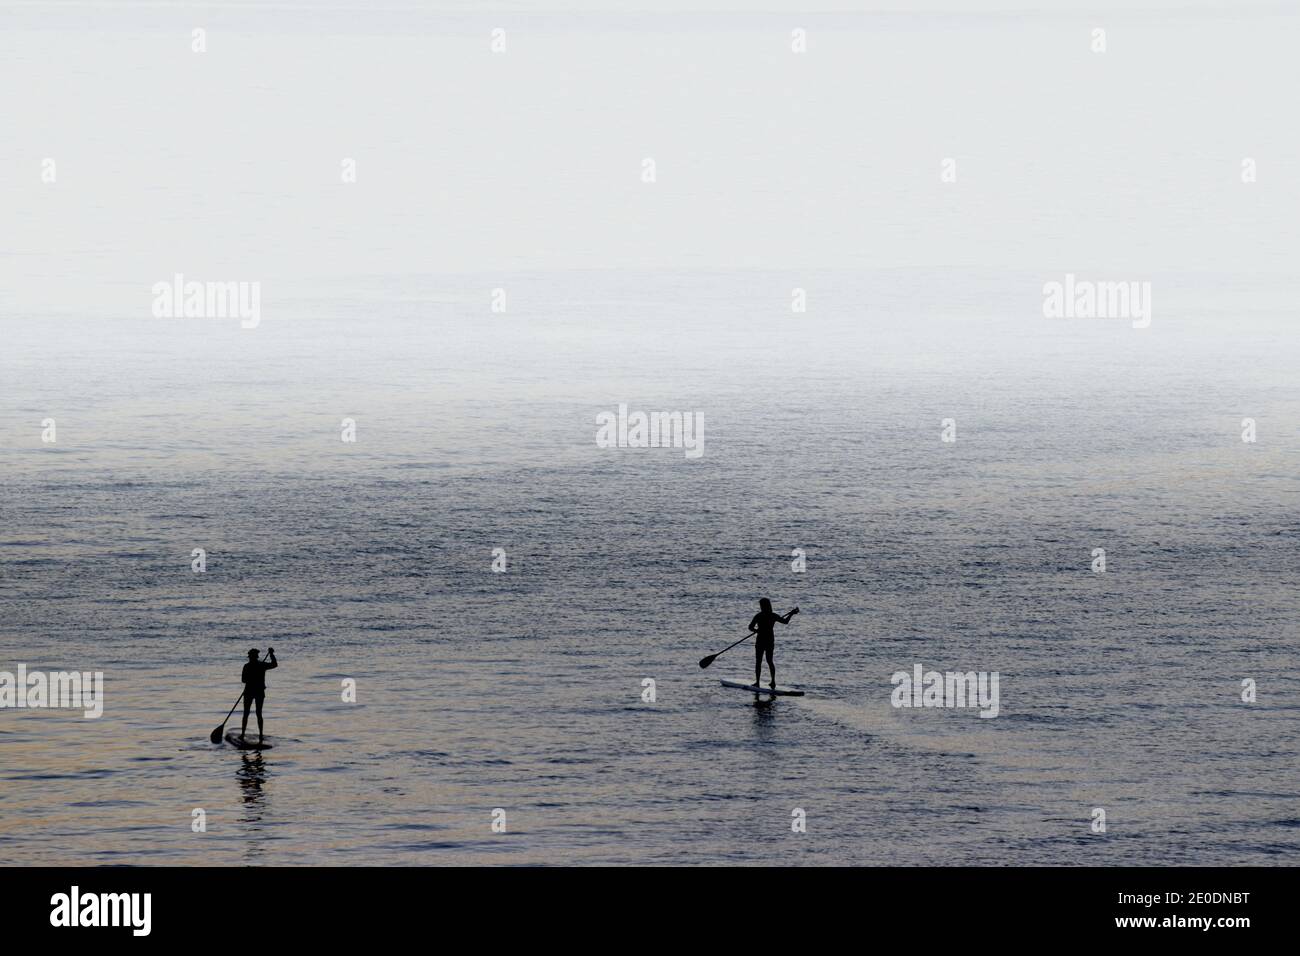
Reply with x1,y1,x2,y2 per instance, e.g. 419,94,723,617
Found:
2,2,1297,317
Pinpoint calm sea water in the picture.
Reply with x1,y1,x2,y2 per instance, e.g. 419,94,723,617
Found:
1,271,1297,865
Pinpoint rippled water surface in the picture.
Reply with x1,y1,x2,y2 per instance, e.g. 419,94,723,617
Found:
2,271,1297,865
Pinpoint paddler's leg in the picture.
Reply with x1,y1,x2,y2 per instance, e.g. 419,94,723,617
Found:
240,695,251,737
765,647,776,688
254,694,265,741
754,643,762,686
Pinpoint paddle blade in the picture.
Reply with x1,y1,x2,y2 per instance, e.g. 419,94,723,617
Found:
210,725,225,744
698,654,717,669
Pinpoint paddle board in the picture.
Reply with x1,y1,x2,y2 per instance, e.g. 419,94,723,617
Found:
224,731,273,750
720,679,805,697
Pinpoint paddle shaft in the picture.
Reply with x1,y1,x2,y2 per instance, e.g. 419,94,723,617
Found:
713,630,757,659
698,609,798,668
220,692,245,725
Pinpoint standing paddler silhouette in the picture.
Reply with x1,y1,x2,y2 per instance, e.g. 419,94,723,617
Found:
748,598,798,689
239,647,278,742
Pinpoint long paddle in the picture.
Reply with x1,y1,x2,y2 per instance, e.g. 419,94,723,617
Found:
209,649,269,743
698,608,798,669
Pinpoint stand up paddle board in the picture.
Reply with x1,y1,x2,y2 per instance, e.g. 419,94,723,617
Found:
224,731,273,751
720,679,805,697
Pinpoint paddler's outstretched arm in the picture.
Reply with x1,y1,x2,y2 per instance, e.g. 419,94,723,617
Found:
779,607,799,624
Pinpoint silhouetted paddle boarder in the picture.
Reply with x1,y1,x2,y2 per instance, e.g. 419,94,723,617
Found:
239,647,277,742
749,598,798,688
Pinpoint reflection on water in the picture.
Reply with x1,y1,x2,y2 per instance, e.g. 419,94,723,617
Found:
236,753,270,864
236,754,268,814
749,697,781,744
